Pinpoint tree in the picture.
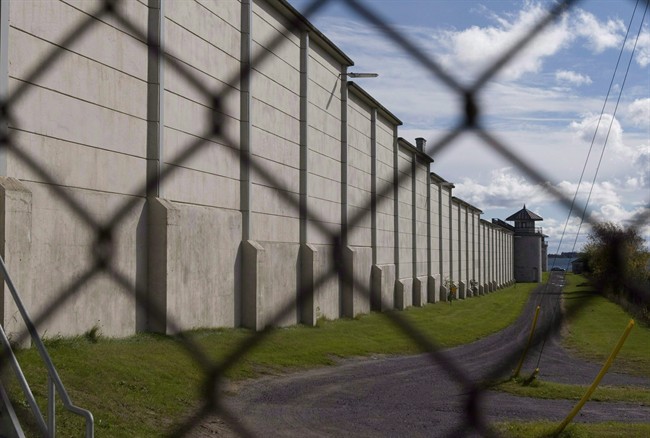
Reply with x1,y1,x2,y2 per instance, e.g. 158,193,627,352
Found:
582,222,650,311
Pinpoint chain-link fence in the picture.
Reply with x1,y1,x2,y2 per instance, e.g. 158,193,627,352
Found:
0,0,648,436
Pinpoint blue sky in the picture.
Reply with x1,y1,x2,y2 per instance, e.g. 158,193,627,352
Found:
290,0,650,253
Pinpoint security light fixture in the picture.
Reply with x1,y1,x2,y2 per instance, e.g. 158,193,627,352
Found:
345,72,379,78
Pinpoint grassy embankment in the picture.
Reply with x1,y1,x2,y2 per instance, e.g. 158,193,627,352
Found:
498,422,650,438
10,281,535,437
495,273,650,437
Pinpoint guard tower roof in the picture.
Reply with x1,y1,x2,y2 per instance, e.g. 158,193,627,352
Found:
506,205,543,221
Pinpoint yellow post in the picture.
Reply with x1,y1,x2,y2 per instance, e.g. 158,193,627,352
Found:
523,367,539,386
554,319,635,436
513,305,540,378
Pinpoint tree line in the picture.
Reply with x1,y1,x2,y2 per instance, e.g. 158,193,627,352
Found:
581,221,650,323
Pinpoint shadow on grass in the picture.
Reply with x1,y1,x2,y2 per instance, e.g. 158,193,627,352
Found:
563,292,599,300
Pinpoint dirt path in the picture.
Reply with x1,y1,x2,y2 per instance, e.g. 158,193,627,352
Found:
194,273,650,437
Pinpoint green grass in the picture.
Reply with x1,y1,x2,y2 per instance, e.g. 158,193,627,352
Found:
10,282,534,437
562,273,650,377
494,421,650,438
495,379,650,405
495,273,650,437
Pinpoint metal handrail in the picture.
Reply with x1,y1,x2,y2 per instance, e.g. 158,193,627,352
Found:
0,255,94,437
0,322,44,435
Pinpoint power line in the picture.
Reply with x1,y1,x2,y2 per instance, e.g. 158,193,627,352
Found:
534,0,646,371
570,0,649,250
550,0,642,269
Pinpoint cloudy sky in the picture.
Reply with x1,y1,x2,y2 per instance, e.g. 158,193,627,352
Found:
290,0,649,253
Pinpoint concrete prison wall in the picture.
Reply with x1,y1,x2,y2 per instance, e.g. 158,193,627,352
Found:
0,0,515,339
6,0,150,338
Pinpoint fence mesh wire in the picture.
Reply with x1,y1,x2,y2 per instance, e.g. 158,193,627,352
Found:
1,0,648,436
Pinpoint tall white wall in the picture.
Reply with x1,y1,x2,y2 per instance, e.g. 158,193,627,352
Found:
343,87,374,318
1,0,517,338
7,0,150,337
479,221,487,290
306,44,342,244
414,159,428,278
413,158,428,305
450,199,460,286
396,144,413,309
306,40,345,320
459,203,468,287
347,94,372,249
440,185,452,286
489,225,494,286
250,0,301,243
162,0,241,207
482,221,492,290
470,210,480,291
375,116,396,267
372,114,398,311
154,0,243,333
249,0,302,327
429,183,441,278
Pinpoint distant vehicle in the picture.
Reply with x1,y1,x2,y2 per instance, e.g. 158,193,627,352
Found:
550,267,565,271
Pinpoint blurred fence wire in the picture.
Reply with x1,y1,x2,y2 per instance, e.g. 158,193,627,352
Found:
0,0,648,436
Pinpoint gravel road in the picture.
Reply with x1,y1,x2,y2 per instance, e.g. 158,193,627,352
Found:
193,273,650,437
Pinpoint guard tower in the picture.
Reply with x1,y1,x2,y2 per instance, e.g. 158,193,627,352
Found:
507,205,546,282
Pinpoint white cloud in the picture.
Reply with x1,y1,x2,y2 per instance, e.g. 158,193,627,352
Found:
434,3,571,82
556,180,621,206
479,81,608,123
453,167,552,209
573,9,626,52
452,173,625,253
310,7,636,129
627,98,650,128
634,146,650,188
568,114,648,189
630,28,650,67
542,215,589,253
555,69,592,86
589,204,650,239
303,2,648,247
547,179,649,250
544,204,650,253
430,5,631,83
569,113,627,157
